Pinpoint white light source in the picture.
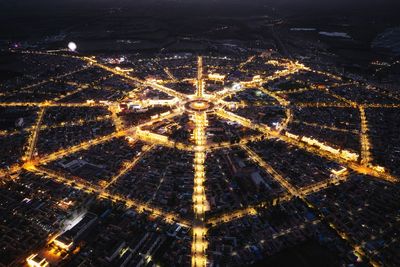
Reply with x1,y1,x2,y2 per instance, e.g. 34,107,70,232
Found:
232,83,242,90
68,42,77,52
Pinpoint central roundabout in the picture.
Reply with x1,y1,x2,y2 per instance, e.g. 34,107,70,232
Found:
185,99,215,113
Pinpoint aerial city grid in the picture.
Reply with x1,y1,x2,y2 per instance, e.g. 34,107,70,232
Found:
0,1,400,267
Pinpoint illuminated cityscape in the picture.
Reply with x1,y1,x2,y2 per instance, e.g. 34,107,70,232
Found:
1,1,400,267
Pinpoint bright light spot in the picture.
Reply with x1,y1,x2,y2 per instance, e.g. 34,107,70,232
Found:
68,42,77,52
232,83,242,90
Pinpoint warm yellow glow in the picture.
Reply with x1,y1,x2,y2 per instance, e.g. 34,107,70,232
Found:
53,237,73,251
193,227,207,236
26,254,49,267
193,241,207,252
192,255,207,267
8,51,396,267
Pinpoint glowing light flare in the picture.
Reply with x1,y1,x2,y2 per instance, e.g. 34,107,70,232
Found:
192,255,207,267
193,227,207,236
193,194,205,202
68,42,77,52
26,254,49,267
